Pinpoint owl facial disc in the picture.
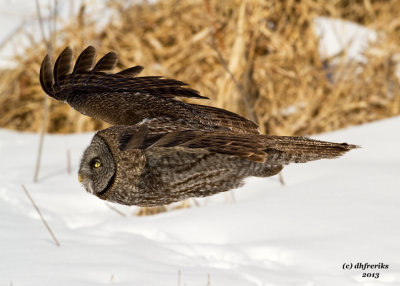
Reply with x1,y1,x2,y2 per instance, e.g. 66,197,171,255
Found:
79,136,116,196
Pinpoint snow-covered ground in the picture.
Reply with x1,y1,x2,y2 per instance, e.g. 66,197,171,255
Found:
1,116,399,286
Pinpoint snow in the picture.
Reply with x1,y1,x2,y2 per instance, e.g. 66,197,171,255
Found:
1,116,399,285
314,17,378,62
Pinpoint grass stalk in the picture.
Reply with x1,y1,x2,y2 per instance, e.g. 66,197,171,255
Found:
22,184,60,246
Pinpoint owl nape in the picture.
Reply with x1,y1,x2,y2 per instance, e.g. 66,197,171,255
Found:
41,47,358,207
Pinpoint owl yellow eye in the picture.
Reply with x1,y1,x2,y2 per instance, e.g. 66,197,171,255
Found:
91,159,102,168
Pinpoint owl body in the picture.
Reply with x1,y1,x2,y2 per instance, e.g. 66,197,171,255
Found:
41,47,357,207
81,126,283,206
78,124,354,206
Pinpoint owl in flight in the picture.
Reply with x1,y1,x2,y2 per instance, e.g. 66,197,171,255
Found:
40,46,357,206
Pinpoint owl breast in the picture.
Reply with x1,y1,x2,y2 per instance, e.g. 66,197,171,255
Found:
132,148,261,206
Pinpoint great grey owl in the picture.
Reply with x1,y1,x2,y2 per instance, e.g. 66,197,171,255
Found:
40,46,357,207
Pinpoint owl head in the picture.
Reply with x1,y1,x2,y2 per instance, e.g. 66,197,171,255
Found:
79,136,116,196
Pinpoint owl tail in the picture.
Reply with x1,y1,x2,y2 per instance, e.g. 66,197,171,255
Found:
262,135,359,164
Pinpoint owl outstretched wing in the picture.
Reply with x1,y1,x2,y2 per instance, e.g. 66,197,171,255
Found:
117,126,357,164
40,46,259,134
40,46,205,101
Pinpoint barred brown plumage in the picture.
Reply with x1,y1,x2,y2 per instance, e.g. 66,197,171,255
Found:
40,46,358,206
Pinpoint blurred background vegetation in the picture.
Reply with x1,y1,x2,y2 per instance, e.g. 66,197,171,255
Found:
1,0,400,136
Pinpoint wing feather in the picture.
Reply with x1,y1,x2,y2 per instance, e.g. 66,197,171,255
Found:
40,45,206,101
117,66,144,76
120,127,358,164
53,47,73,88
39,55,54,95
92,52,118,72
72,46,96,74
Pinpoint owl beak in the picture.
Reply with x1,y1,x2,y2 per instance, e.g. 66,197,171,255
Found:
78,174,83,183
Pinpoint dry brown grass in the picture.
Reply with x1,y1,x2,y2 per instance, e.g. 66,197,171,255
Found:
1,0,400,136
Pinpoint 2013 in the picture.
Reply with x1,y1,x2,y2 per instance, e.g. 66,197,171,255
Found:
362,272,379,279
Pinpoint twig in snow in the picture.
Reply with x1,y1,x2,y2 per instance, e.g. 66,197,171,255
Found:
191,198,200,207
22,184,60,246
33,0,48,182
224,190,236,204
105,203,126,217
278,172,285,186
206,273,211,286
33,96,48,182
177,270,181,286
33,0,58,182
230,190,236,203
67,149,71,174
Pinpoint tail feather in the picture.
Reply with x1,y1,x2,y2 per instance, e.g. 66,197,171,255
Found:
263,136,358,164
